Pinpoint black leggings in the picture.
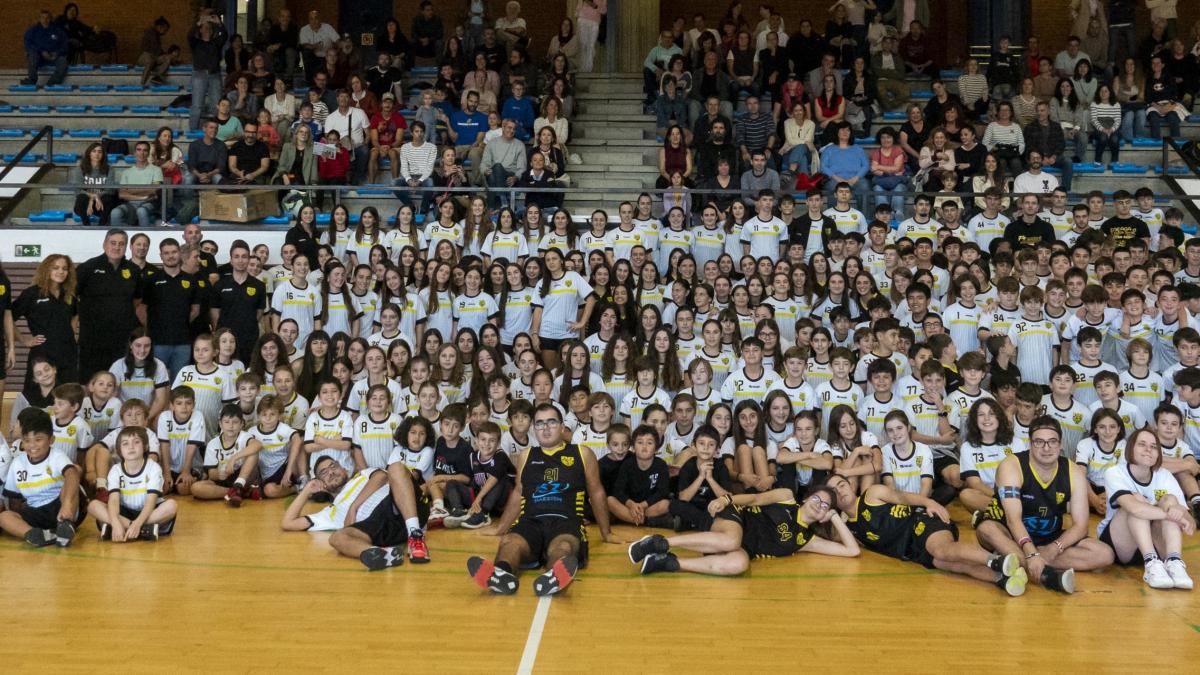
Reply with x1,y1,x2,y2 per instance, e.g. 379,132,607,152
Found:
73,192,120,226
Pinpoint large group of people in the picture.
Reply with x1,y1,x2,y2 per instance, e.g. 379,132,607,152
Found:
3,2,1200,600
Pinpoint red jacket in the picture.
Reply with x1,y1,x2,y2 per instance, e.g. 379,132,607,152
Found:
318,147,350,180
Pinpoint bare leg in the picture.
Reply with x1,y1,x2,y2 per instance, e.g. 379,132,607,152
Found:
959,487,993,512
148,499,178,523
545,533,581,567
677,549,750,575
644,500,670,517
666,519,743,553
386,464,422,522
495,532,534,570
86,499,112,523
924,529,992,566
607,496,639,525
329,526,373,558
933,558,1000,583
189,480,229,500
1039,539,1113,571
0,511,33,538
263,482,295,498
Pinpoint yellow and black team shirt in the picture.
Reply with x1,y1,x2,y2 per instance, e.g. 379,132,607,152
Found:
847,496,917,561
738,500,815,559
519,443,586,520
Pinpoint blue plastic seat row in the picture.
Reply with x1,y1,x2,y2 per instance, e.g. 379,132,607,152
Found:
29,210,70,222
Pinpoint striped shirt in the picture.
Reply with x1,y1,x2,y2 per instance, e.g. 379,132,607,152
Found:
3,450,75,508
107,460,164,511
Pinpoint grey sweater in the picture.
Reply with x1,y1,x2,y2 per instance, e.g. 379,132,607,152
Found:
480,136,528,175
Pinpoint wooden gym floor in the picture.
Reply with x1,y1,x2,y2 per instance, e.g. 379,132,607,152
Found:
1,496,1198,673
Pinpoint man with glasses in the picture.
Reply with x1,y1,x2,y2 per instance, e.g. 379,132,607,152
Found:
227,122,270,185
628,428,861,575
974,416,1114,593
281,454,430,570
467,403,616,596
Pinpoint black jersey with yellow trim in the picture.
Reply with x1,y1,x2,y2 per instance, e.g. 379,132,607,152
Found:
737,500,816,559
846,493,916,561
518,442,587,520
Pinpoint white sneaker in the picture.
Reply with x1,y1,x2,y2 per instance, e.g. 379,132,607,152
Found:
1165,559,1194,590
1144,559,1175,589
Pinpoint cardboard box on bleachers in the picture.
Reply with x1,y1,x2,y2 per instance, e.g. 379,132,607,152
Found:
200,190,279,223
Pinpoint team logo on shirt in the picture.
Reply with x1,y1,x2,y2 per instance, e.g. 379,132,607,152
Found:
214,377,223,385
479,299,485,307
121,268,131,279
915,456,924,468
246,287,257,296
1055,491,1065,504
0,284,6,295
181,279,191,289
561,455,575,467
67,425,76,434
1154,489,1168,502
1072,413,1083,424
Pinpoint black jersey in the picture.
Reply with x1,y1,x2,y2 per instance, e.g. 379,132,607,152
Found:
597,453,627,494
611,456,670,505
738,501,815,559
847,496,917,561
433,436,473,477
676,456,733,507
520,443,587,520
1013,452,1073,545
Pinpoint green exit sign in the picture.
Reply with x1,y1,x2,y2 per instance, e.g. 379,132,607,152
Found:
15,244,41,257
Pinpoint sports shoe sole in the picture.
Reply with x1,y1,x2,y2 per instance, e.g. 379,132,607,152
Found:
533,556,579,597
54,521,76,547
24,528,55,547
359,547,404,572
467,556,518,595
999,553,1021,578
1004,567,1029,597
1058,568,1076,594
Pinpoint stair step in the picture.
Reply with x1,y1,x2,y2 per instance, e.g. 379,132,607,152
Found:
571,138,661,148
576,150,651,165
577,102,648,115
574,176,650,189
574,125,654,141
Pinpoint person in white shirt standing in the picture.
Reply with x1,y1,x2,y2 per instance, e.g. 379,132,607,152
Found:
298,10,339,86
397,120,438,214
323,89,371,184
740,189,787,260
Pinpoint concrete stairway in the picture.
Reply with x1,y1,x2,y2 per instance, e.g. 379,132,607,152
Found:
564,73,658,213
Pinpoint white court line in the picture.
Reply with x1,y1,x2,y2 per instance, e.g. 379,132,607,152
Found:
517,596,552,675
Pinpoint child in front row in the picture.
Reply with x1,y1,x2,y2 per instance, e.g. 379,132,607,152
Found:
84,398,158,500
156,386,209,496
51,383,94,461
669,425,732,531
607,425,671,527
87,426,177,541
445,421,514,530
1154,403,1200,522
246,395,303,498
597,424,632,496
426,404,474,525
192,404,264,507
0,408,83,547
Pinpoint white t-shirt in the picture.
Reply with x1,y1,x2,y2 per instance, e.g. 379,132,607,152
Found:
106,459,164,512
1098,463,1185,537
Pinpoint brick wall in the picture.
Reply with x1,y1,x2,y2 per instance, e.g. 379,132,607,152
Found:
1029,1,1199,53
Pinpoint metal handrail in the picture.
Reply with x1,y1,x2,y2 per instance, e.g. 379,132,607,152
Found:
0,125,54,184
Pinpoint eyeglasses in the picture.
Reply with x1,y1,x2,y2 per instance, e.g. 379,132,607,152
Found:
315,465,339,480
1030,438,1061,449
808,495,832,511
532,419,562,430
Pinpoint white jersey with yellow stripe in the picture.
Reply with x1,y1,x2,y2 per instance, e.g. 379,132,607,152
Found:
203,431,253,472
3,449,76,508
959,437,1026,489
572,423,610,459
247,422,297,481
106,459,164,511
172,365,235,434
81,396,122,440
155,412,208,474
304,468,391,531
51,414,93,458
304,410,355,472
880,441,934,495
352,412,402,470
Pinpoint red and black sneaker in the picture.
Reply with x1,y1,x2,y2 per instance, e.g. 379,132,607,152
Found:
247,486,263,500
467,556,519,594
533,555,579,596
224,486,243,508
407,530,430,564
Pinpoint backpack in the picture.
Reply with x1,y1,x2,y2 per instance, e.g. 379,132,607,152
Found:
100,137,129,156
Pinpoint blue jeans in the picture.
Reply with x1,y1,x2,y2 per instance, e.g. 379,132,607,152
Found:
872,175,909,214
1119,104,1147,142
111,199,160,227
394,176,433,212
486,163,517,207
190,71,223,130
154,343,192,379
1052,153,1074,192
26,49,67,85
1148,109,1182,139
784,145,810,173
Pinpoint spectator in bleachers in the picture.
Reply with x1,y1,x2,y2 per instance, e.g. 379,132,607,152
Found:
481,119,527,207
807,52,844,98
898,20,936,77
227,121,271,185
520,152,562,212
502,81,536,141
870,127,909,215
958,59,989,120
337,34,365,77
214,99,244,143
820,123,870,208
1012,150,1059,194
545,75,575,120
695,118,737,183
1109,0,1138,70
844,56,876,138
318,47,349,91
740,149,779,204
254,109,282,160
825,3,857,69
534,96,570,147
758,31,789,113
1033,57,1057,100
690,51,735,124
530,126,569,188
898,103,930,172
150,127,186,186
1024,35,1042,77
780,101,816,176
317,129,351,205
1139,20,1171,72
22,9,68,87
1114,56,1147,141
971,155,1010,211
306,90,330,129
685,13,720,61
1163,39,1198,110
698,157,736,214
644,29,684,107
575,0,606,74
397,120,437,212
502,48,541,100
188,118,228,186
274,123,317,187
541,53,575,102
1013,77,1040,126
727,30,757,95
1090,83,1122,163
476,27,507,72
1050,80,1088,168
661,55,691,99
413,89,441,143
437,63,465,107
412,1,445,63
56,3,112,64
349,74,380,120
495,1,529,51
548,18,580,71
989,36,1022,101
922,79,960,127
463,51,501,111
955,125,986,180
324,90,372,184
366,52,403,103
1146,54,1184,138
441,35,470,76
266,77,297,142
377,18,411,71
813,74,847,147
368,94,407,184
657,125,693,189
916,128,956,190
983,100,1026,177
1081,17,1109,77
227,74,259,119
246,53,275,101
1055,36,1090,79
266,7,300,85
299,10,339,85
112,142,163,228
693,96,733,146
1072,59,1099,103
310,71,338,115
789,20,826,80
432,146,470,214
70,143,117,227
137,16,172,87
225,33,251,75
655,76,691,141
873,35,909,111
939,102,968,143
188,10,227,131
867,9,896,56
736,95,777,169
450,90,489,176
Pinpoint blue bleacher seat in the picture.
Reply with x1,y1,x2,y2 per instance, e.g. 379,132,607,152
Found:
1109,163,1148,174
0,105,13,113
348,213,361,223
68,64,95,73
150,85,181,93
114,85,144,92
414,213,425,224
294,87,309,97
29,210,69,222
356,186,391,196
1153,164,1190,175
8,84,37,92
72,214,101,224
1183,223,1199,235
45,84,71,93
1130,137,1160,148
168,65,193,73
315,213,331,224
52,153,79,163
57,105,86,114
166,106,190,115
263,215,291,225
910,90,933,100
49,129,64,137
71,129,103,138
122,155,135,163
882,111,906,120
109,130,142,139
1043,166,1061,174
100,64,130,72
19,154,43,163
130,105,160,114
939,70,962,79
93,105,124,113
0,130,25,138
1072,162,1104,173
79,84,110,93
184,130,204,139
1188,115,1200,124
106,153,122,163
20,105,49,113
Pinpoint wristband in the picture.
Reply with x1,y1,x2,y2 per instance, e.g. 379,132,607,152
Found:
1017,536,1032,548
1053,540,1064,554
998,486,1020,499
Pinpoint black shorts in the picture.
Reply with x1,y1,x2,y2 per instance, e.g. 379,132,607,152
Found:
14,498,83,530
906,515,959,569
537,337,564,354
933,455,958,479
171,469,203,483
508,514,589,566
262,463,289,486
349,497,409,547
1098,525,1142,567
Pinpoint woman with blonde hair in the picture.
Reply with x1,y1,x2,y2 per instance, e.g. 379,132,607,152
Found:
13,254,79,386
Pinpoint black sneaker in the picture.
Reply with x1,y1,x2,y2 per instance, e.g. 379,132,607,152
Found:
970,510,985,528
24,528,55,547
995,566,1028,597
533,555,579,596
987,553,1021,577
628,533,669,563
97,522,112,540
139,523,160,541
640,552,681,575
461,512,491,529
55,520,77,547
1190,499,1200,525
359,546,405,571
468,556,519,594
1040,566,1076,594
